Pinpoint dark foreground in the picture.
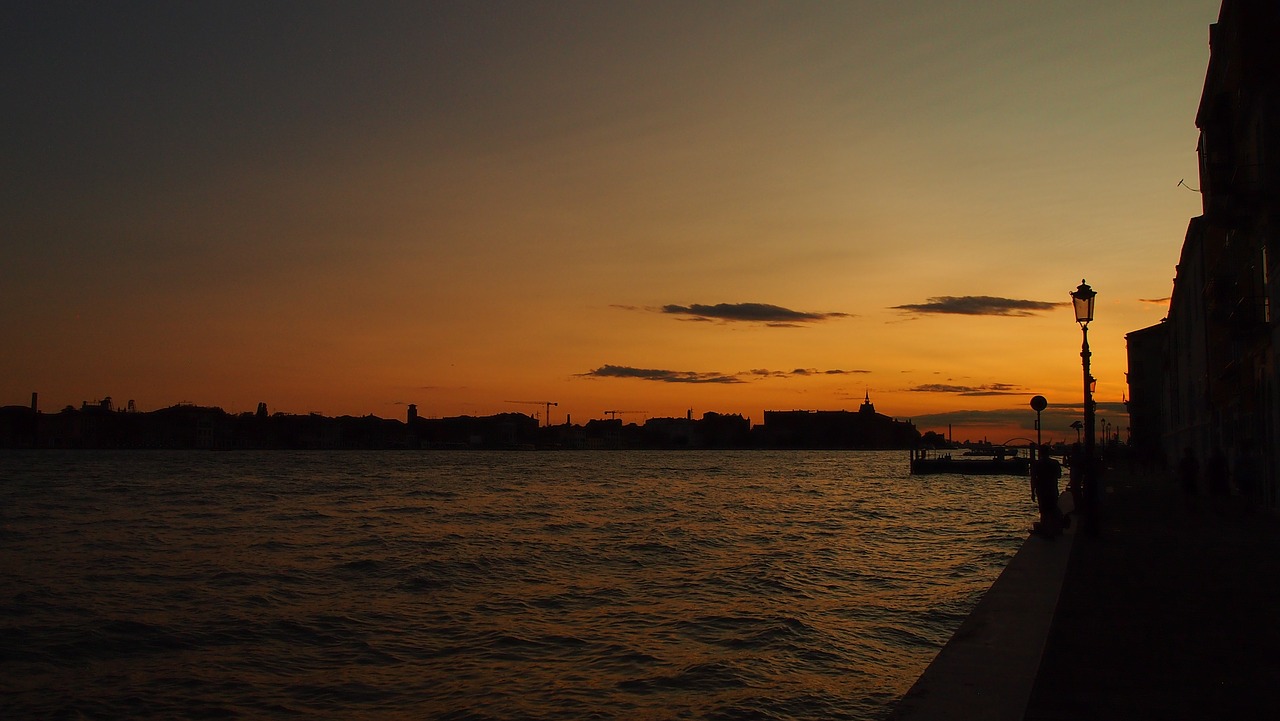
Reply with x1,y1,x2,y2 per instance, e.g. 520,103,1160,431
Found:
1024,464,1280,720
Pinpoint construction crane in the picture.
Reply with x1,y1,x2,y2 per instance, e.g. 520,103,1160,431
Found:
505,400,558,427
603,410,647,421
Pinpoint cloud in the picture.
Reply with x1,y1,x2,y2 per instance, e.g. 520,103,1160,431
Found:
579,365,870,383
659,302,851,325
747,368,872,378
578,365,744,384
788,367,871,376
1138,297,1171,305
891,296,1064,317
1048,401,1129,415
907,382,1025,396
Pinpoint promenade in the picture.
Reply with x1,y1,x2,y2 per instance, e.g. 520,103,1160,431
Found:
889,462,1280,721
1023,464,1280,720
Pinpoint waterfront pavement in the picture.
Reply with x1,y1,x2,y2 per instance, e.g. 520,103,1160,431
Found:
889,463,1280,721
1023,464,1280,720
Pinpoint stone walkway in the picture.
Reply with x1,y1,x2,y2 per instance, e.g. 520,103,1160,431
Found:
1023,464,1280,720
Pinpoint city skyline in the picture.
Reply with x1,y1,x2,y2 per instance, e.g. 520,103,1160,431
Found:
3,2,1217,441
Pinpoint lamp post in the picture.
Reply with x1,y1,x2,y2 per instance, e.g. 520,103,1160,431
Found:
1071,279,1097,532
1030,395,1047,449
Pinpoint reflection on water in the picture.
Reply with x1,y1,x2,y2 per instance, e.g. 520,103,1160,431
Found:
1,450,1034,720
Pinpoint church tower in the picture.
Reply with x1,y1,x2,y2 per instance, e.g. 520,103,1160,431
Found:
859,390,875,414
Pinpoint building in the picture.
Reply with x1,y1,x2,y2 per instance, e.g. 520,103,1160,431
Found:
1123,320,1169,468
1127,0,1280,505
760,393,919,449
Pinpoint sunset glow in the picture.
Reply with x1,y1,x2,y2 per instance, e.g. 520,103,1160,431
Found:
3,2,1215,441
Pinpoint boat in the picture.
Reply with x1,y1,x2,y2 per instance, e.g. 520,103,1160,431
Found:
909,447,1030,476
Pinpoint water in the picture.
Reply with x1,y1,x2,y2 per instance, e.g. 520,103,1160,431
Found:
0,450,1035,720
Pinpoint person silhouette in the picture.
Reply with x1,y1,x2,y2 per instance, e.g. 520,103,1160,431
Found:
1031,444,1063,537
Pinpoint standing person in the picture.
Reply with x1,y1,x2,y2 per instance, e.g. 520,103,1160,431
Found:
1032,444,1063,537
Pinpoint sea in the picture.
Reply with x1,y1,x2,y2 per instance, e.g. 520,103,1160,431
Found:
0,450,1036,720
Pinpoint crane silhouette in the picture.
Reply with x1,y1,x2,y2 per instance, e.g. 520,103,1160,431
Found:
505,400,558,427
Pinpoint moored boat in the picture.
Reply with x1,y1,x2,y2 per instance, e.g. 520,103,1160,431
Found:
909,448,1030,475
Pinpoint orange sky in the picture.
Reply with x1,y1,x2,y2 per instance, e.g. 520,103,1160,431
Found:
2,2,1218,442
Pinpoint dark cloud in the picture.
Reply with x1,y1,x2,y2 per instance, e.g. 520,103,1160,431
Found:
914,403,1128,440
1048,401,1129,415
578,365,743,384
912,408,1057,443
891,296,1063,317
913,408,1035,430
907,383,1025,396
788,368,871,376
746,368,870,378
1139,297,1171,305
660,302,851,325
580,365,869,383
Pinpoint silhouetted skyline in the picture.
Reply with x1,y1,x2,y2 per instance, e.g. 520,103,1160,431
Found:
1,390,1129,449
1,393,929,451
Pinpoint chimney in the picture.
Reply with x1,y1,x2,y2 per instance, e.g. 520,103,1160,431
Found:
31,392,37,413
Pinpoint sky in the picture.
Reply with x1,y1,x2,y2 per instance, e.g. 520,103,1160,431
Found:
2,1,1221,442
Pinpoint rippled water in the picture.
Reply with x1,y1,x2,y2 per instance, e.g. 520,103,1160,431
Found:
0,450,1035,720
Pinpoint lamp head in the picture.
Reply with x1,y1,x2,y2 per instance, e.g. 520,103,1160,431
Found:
1071,279,1096,324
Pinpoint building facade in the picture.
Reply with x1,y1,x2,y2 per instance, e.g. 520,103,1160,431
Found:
1127,0,1280,505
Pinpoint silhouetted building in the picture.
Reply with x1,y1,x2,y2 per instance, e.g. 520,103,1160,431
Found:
1127,0,1280,505
640,416,694,448
760,393,919,449
411,412,539,449
1124,321,1170,468
582,418,627,449
637,412,752,449
0,404,38,448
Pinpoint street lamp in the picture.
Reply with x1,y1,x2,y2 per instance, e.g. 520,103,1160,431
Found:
1030,395,1047,448
1070,279,1097,531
